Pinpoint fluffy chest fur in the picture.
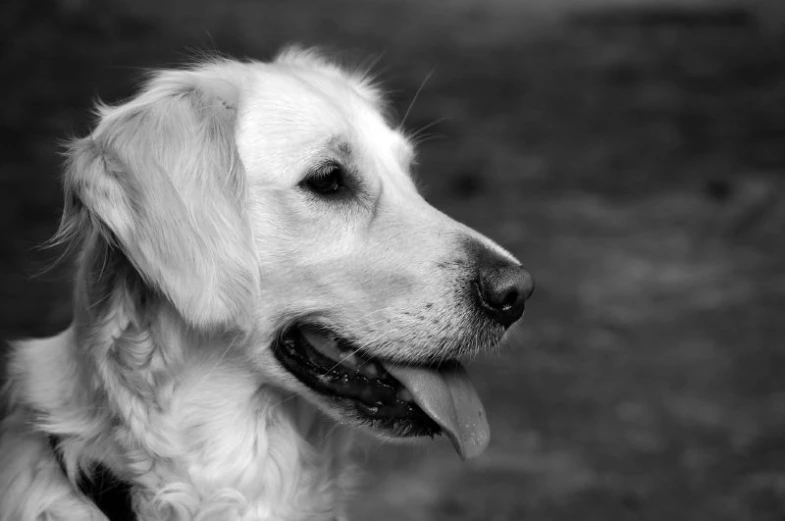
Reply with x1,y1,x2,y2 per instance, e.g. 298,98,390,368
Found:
1,307,355,521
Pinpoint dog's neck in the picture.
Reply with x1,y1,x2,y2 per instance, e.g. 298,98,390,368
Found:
37,240,355,520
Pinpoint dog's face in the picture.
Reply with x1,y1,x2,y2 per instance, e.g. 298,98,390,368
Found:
65,49,533,459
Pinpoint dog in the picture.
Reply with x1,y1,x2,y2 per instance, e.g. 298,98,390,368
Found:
0,48,534,521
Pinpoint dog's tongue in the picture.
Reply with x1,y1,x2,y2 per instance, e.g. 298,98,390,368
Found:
383,362,490,460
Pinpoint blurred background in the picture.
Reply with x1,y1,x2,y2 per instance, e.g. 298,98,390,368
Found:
2,0,784,519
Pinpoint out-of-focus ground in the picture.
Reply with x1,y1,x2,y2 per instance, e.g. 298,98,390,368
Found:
2,0,785,519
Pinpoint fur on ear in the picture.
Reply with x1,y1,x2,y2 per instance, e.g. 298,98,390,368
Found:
61,63,259,328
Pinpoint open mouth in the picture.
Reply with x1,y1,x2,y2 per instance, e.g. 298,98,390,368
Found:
273,323,490,459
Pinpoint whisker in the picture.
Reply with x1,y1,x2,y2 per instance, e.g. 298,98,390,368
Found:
266,391,305,415
324,342,372,374
408,117,448,142
399,69,435,130
410,133,447,147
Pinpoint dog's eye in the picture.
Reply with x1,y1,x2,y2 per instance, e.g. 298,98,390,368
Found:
303,163,346,196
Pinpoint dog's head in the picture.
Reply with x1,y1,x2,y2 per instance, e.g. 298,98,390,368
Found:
63,49,533,459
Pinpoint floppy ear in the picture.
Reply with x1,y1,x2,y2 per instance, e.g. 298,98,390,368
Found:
63,67,259,328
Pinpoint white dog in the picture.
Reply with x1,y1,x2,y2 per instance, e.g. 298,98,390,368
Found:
0,48,533,521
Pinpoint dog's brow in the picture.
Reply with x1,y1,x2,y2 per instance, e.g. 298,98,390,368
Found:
322,137,352,159
335,141,351,157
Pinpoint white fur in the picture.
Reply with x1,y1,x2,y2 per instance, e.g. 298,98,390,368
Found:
0,48,518,520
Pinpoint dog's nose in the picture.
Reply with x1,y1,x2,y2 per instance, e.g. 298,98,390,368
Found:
476,263,534,328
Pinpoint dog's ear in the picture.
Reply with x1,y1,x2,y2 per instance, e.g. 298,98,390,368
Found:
63,66,259,328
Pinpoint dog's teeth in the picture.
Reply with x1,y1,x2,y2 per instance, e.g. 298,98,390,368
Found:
341,353,359,368
361,363,379,378
397,388,413,402
301,326,344,362
317,373,334,385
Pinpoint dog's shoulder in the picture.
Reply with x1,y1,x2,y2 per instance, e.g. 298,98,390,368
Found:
4,328,80,414
0,329,108,521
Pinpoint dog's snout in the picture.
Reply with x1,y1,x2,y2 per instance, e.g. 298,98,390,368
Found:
475,259,534,328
